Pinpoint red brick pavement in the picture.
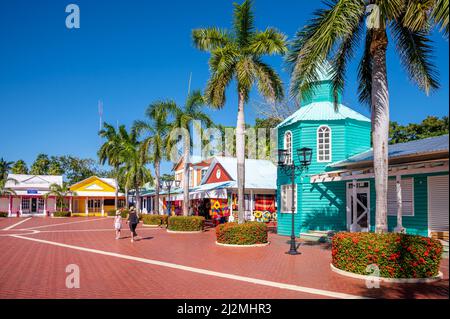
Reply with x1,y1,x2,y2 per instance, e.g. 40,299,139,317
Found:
0,217,448,299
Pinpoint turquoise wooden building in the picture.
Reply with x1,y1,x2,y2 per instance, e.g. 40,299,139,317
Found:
276,70,449,240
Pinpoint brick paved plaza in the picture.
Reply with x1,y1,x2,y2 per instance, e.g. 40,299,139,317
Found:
0,217,448,299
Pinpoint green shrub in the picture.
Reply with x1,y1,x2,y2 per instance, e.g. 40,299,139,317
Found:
332,232,443,279
0,212,8,218
168,216,205,232
107,209,128,218
53,211,71,217
107,210,116,217
216,222,268,245
142,214,163,226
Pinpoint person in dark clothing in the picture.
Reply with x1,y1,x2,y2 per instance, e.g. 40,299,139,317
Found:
126,206,139,242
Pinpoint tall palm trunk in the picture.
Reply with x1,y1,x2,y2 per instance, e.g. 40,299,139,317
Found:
182,141,190,216
236,91,246,224
114,167,119,210
135,182,141,213
125,186,129,209
154,160,160,215
371,29,389,233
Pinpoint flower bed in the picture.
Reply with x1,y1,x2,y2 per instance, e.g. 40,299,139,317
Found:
332,232,443,279
216,222,268,246
167,216,205,232
142,214,164,226
0,212,8,218
53,211,71,217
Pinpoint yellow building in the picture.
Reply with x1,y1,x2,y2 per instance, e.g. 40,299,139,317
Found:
69,176,126,216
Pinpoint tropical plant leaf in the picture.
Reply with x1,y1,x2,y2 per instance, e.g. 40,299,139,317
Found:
391,20,439,94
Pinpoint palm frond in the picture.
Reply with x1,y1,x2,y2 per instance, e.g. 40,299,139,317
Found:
192,28,231,51
401,0,434,32
208,44,239,73
432,0,449,37
253,58,284,103
247,28,288,55
376,0,406,22
391,20,439,94
185,90,206,111
204,66,235,108
287,0,365,102
233,0,255,47
357,29,373,106
235,56,256,102
330,16,364,110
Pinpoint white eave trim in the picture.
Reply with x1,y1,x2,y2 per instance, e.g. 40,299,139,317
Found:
311,160,449,183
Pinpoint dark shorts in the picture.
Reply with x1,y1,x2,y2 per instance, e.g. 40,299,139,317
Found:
129,223,138,235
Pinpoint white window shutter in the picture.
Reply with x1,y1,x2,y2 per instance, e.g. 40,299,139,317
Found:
387,178,414,216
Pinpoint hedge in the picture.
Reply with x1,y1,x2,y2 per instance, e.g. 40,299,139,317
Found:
216,222,268,245
53,211,71,217
167,216,204,232
142,214,163,226
332,232,443,279
0,212,8,218
107,209,129,218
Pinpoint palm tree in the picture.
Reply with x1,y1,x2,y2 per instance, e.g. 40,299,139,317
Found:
0,177,17,197
99,123,125,209
117,126,153,213
0,158,14,181
133,101,177,215
287,0,446,233
172,90,214,216
44,183,77,212
192,0,287,223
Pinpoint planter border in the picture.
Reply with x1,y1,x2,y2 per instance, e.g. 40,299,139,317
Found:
215,241,270,248
143,224,161,228
330,263,443,283
167,229,203,234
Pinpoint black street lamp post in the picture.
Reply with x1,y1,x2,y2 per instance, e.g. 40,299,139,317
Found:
160,179,181,216
278,147,313,255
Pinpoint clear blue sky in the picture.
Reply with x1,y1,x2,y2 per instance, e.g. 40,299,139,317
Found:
1,0,448,175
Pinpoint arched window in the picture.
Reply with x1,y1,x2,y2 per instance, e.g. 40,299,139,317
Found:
284,131,293,165
317,126,332,162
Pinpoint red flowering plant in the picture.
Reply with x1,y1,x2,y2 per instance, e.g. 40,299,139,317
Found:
332,232,443,278
216,222,268,245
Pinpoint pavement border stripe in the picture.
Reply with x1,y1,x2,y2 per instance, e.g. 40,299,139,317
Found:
36,228,159,233
3,218,31,230
22,218,106,230
10,234,370,299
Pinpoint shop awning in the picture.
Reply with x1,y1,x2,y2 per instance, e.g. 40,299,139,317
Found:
189,181,233,200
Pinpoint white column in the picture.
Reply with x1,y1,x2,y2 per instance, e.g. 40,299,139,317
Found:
394,175,405,233
350,180,358,232
85,197,89,216
250,190,254,213
101,197,104,216
8,196,12,217
19,196,23,217
54,197,57,211
69,196,72,213
43,197,47,217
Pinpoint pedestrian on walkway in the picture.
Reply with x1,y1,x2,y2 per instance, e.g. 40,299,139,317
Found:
127,206,139,242
114,210,122,240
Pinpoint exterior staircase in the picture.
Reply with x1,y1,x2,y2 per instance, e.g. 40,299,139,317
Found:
300,230,336,243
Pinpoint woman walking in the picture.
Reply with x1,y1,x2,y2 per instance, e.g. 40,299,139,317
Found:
127,206,139,242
